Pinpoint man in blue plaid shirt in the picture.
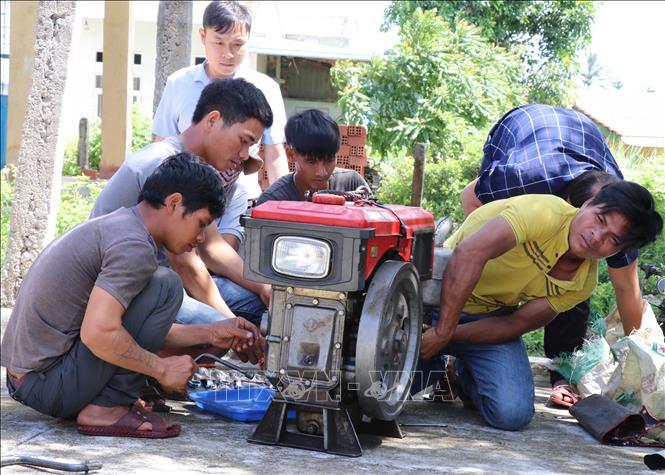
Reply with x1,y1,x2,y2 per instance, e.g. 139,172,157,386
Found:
461,104,643,408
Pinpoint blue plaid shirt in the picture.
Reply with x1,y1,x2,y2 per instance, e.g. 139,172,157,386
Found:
474,104,636,268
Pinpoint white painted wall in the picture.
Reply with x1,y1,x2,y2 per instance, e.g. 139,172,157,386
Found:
57,10,346,144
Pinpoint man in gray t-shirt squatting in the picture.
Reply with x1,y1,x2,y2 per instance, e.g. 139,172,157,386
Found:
91,79,272,338
2,155,259,438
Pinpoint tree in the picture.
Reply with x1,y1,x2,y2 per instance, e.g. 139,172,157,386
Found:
579,53,607,88
1,1,77,306
383,0,597,105
153,1,193,114
331,9,526,221
332,9,525,160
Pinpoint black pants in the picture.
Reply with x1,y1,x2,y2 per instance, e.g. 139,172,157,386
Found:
544,300,590,385
8,267,183,419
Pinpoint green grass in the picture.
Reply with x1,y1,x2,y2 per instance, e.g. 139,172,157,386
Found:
523,329,545,357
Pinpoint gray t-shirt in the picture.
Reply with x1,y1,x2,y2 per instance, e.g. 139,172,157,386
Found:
91,137,184,218
90,137,246,241
256,168,369,205
1,207,158,373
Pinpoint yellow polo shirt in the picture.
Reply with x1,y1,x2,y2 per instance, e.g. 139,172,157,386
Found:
444,195,598,314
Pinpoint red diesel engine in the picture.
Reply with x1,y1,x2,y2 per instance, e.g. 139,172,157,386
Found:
242,193,434,456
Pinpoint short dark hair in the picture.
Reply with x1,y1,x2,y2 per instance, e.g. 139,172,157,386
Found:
285,109,340,162
139,153,226,219
588,181,663,251
565,170,620,207
203,1,252,34
191,78,273,130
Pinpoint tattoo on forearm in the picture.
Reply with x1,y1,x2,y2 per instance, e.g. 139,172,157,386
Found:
111,332,156,369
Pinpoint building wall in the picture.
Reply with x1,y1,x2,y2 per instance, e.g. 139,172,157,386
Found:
58,16,340,144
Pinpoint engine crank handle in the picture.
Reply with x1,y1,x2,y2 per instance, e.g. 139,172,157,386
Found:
194,353,256,378
400,423,449,427
0,456,102,472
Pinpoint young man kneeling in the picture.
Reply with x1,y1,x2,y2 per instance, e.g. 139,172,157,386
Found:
418,182,662,431
1,154,258,438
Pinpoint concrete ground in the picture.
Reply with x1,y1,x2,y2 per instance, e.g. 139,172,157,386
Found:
0,308,656,474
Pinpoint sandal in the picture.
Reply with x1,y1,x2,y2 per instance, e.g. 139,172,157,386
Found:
549,383,579,408
78,405,181,439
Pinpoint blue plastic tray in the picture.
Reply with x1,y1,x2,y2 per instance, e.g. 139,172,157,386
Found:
189,387,293,422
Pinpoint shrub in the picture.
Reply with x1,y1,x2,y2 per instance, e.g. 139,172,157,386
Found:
1,166,15,268
56,178,105,236
375,141,482,223
523,329,545,357
613,148,664,296
62,105,153,175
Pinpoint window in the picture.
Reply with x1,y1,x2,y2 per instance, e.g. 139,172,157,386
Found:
97,52,142,64
97,94,103,116
194,56,205,65
95,75,102,88
133,77,141,91
278,57,337,102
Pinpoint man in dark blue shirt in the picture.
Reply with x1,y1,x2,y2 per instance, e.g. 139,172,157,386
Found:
460,104,643,408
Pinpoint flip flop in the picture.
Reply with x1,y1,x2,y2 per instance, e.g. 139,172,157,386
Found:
549,383,579,408
78,406,181,439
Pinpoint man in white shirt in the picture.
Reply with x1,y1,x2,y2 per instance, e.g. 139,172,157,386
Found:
153,0,288,200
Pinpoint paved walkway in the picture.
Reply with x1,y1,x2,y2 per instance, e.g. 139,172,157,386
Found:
0,308,655,474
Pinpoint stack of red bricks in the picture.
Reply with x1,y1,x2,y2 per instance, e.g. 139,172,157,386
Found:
257,124,368,191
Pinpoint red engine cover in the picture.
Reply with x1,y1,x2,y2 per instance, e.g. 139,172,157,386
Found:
251,200,434,279
251,201,433,236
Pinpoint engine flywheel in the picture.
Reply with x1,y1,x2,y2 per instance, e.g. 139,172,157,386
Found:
355,260,422,420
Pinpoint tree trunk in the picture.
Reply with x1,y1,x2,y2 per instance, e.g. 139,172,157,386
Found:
153,1,193,114
1,1,77,307
411,143,427,207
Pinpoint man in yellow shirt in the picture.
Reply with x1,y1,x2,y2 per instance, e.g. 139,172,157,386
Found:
419,181,662,431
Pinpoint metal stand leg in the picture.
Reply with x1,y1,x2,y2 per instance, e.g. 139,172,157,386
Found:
248,400,363,457
358,418,405,438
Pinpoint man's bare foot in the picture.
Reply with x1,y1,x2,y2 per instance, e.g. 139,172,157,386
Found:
77,403,151,431
549,379,579,408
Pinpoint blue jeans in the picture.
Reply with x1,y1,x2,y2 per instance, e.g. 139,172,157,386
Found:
413,310,535,431
212,276,266,325
175,291,230,324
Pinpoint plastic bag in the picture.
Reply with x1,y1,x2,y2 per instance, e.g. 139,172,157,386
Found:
553,299,665,419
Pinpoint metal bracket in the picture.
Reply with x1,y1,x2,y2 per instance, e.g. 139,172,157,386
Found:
247,400,363,457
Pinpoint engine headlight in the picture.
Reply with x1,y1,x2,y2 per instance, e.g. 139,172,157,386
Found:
272,236,331,278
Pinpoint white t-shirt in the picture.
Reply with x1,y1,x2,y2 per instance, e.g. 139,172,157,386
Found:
152,63,287,198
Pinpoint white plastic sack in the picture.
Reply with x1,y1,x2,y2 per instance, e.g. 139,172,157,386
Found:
575,299,665,420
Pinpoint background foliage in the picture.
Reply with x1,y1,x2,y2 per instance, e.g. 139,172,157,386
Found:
382,0,596,105
331,8,525,221
63,105,152,175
